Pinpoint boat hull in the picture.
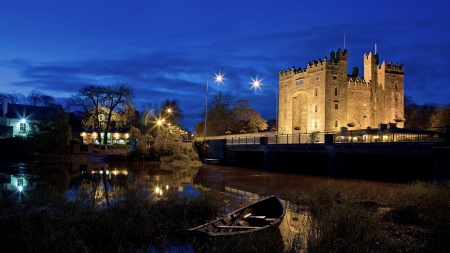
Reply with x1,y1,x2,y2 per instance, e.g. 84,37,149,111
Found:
176,195,285,237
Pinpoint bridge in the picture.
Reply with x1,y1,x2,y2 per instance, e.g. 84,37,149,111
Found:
198,128,449,183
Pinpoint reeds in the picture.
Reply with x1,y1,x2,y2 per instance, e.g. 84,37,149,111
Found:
0,188,224,253
282,181,450,253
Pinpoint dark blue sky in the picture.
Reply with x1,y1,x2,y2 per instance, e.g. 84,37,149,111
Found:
1,1,449,131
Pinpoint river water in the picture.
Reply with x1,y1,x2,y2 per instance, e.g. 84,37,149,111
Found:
0,161,400,251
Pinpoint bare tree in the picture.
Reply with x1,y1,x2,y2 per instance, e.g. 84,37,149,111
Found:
27,89,56,107
68,83,134,144
0,92,26,104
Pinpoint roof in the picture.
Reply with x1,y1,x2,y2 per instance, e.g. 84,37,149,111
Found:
0,103,59,121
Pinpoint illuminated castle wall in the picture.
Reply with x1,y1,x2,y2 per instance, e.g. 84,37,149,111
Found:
278,49,404,134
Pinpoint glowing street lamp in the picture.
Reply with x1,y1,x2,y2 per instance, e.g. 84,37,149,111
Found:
204,72,225,140
251,76,278,134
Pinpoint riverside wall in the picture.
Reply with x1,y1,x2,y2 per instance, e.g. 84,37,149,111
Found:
201,139,449,183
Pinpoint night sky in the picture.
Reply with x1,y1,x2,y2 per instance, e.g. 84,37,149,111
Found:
1,1,449,132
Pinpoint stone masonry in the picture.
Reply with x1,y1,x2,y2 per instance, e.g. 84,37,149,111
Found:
278,49,404,134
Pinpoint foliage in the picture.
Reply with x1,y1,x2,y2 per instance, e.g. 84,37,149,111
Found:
68,83,134,144
0,188,224,253
230,100,268,133
282,182,450,253
404,96,437,129
148,142,198,163
27,107,71,155
0,137,33,162
194,91,267,136
430,105,450,130
307,131,320,143
127,141,198,163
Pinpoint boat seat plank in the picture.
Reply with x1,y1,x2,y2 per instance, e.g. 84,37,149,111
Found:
229,208,251,227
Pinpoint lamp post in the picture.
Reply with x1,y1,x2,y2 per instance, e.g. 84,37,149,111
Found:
251,77,278,134
204,72,225,140
300,122,307,133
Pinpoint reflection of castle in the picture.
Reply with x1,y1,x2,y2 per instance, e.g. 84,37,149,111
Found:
278,49,404,134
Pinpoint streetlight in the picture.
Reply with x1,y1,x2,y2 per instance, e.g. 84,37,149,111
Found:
204,72,225,140
299,122,307,134
251,76,278,134
348,117,362,129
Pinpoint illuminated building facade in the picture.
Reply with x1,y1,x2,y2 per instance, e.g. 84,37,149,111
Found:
278,49,404,134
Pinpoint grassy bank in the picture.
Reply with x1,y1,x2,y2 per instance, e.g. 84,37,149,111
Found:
0,189,224,252
282,181,450,253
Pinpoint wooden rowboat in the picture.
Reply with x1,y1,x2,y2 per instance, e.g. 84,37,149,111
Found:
176,195,285,237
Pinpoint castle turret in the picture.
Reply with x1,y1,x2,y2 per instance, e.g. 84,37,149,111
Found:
364,52,379,84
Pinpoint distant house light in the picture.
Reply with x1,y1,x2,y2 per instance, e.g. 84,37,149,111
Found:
20,118,26,123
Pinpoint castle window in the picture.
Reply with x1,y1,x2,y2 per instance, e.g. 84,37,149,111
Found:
335,120,338,127
315,104,318,112
315,88,318,96
334,87,338,96
334,101,339,110
314,120,318,128
284,83,287,87
296,79,304,85
333,75,337,80
315,76,319,81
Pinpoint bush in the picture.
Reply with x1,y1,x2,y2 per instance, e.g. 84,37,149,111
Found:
148,142,198,163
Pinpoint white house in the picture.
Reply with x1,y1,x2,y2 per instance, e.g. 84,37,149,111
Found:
0,98,58,137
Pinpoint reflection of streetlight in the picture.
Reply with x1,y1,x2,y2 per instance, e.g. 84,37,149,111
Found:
251,76,278,133
204,72,225,140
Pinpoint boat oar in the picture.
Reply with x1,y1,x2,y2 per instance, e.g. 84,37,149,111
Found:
245,216,277,222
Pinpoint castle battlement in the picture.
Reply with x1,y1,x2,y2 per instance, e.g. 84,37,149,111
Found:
279,49,348,77
380,61,404,73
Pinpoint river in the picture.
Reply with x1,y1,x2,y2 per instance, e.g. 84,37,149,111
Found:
0,161,400,251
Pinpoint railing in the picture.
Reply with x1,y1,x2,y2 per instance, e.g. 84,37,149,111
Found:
225,136,262,145
225,133,327,145
224,129,447,146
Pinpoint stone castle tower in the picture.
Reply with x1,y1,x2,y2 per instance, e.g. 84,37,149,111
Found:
278,49,404,134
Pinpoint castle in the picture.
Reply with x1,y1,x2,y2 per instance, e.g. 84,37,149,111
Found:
278,49,404,134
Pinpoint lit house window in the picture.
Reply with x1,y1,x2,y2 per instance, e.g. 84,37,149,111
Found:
19,123,27,133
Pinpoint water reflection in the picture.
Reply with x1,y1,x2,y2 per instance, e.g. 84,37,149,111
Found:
0,162,400,251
